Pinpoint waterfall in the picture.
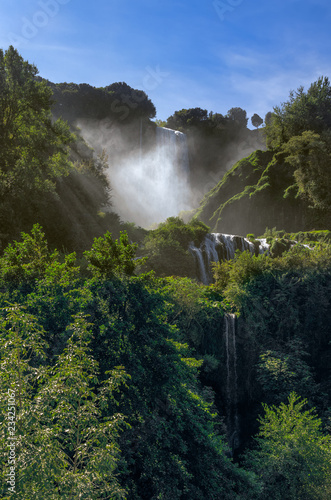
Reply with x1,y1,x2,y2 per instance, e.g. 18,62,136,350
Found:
139,118,143,165
156,127,190,175
110,126,191,227
257,238,269,254
174,130,190,174
189,233,269,284
188,242,209,285
224,313,239,455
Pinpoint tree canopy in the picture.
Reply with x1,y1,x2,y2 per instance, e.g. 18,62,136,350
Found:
251,113,263,129
244,393,331,499
263,76,331,210
0,46,74,241
264,76,331,149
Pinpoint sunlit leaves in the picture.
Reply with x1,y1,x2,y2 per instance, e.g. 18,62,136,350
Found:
84,230,144,278
244,393,331,499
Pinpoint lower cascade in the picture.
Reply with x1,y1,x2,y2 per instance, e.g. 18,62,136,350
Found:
189,233,269,284
224,313,240,456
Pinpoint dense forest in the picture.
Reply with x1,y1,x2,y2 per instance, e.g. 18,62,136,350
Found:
0,46,330,499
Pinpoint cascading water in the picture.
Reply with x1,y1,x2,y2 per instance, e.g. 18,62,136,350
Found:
257,238,269,254
156,127,190,175
174,130,190,174
224,313,240,456
110,126,191,227
189,233,269,284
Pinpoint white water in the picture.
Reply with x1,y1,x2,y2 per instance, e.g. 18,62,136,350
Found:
189,233,268,284
256,238,269,254
107,126,191,227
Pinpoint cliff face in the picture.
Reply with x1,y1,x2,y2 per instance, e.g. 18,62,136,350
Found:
194,149,331,235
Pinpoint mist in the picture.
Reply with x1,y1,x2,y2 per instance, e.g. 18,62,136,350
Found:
77,120,193,228
75,117,266,229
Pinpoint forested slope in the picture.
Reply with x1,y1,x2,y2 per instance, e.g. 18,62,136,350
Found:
194,77,331,235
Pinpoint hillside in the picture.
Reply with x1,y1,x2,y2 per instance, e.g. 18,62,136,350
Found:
194,149,313,234
193,77,331,236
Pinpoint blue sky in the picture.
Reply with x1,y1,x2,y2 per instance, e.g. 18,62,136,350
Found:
1,0,331,125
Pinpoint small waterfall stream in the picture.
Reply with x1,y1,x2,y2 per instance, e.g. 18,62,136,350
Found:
224,313,240,455
189,233,269,284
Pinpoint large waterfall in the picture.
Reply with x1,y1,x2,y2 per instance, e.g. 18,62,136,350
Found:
110,126,191,227
156,127,190,174
189,233,269,284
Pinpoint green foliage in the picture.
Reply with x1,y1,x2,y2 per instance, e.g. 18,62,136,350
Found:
0,227,262,499
257,339,318,405
244,393,331,499
0,308,128,499
84,230,144,278
212,251,270,308
251,113,263,129
265,76,331,149
284,230,331,245
142,217,209,277
0,224,78,292
282,130,331,209
212,243,331,439
158,276,224,354
51,80,156,122
269,238,292,257
196,77,331,235
0,48,126,252
195,149,274,232
154,119,167,127
227,107,248,128
213,242,331,318
0,47,74,240
166,108,209,131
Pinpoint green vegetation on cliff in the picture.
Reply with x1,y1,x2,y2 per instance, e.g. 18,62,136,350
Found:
194,77,331,235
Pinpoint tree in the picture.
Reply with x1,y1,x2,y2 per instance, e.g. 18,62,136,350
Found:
142,217,209,277
0,307,128,499
0,224,78,292
226,107,248,128
282,130,331,209
166,108,208,130
0,46,74,238
264,76,331,149
105,81,156,119
84,231,145,278
244,393,331,499
251,113,263,129
256,339,318,405
264,111,273,126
